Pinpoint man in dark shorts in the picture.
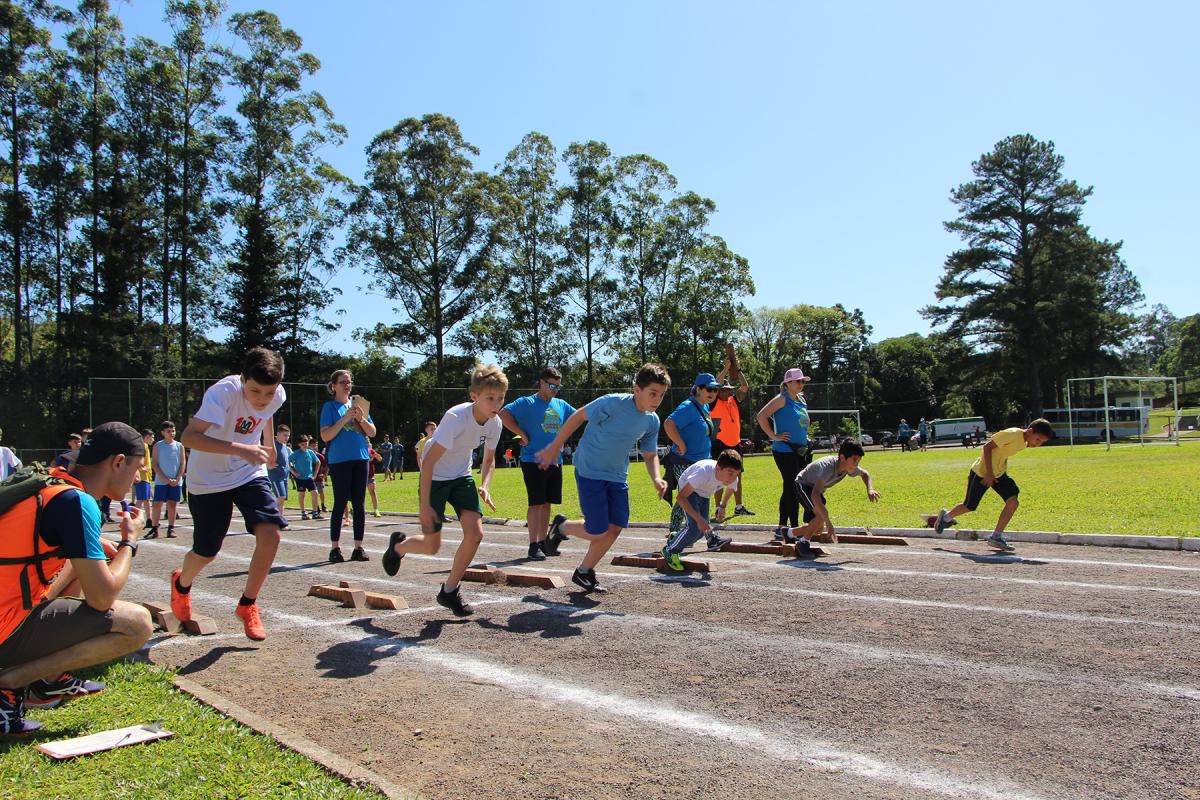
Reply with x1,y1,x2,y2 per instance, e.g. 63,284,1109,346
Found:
500,367,577,560
0,422,153,735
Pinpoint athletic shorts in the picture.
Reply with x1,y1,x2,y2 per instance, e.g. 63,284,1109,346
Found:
295,477,316,492
576,474,630,535
963,470,1019,512
520,462,562,506
188,476,287,558
0,598,114,670
711,441,742,460
133,481,152,502
795,482,828,524
269,477,288,498
153,484,182,503
428,476,483,532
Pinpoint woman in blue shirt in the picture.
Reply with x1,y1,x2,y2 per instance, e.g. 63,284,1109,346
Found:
663,373,724,548
319,369,377,563
755,367,811,541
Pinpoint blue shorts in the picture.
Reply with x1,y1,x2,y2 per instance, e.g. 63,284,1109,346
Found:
153,484,182,503
187,476,287,558
576,474,630,535
134,481,152,502
270,477,288,499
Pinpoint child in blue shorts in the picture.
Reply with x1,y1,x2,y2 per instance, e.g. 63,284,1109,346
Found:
538,363,670,593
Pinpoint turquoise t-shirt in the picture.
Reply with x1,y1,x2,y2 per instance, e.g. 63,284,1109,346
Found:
573,394,660,483
321,400,373,464
289,448,319,479
503,395,577,464
770,394,810,453
666,398,714,463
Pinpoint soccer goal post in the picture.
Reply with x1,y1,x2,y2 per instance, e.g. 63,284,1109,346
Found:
1064,376,1180,451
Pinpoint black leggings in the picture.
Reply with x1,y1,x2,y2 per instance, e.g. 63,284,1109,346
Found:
329,459,368,544
773,451,802,528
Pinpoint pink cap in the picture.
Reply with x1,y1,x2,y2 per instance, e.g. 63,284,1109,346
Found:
783,367,811,383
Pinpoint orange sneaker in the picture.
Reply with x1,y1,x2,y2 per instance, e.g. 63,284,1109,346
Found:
170,569,192,622
235,602,267,641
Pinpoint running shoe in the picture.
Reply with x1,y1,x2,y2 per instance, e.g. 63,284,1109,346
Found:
706,535,732,552
986,533,1015,552
350,547,370,562
382,531,406,576
170,568,192,622
542,514,567,556
527,541,546,561
373,510,381,518
660,547,684,572
933,508,949,535
734,505,755,516
328,548,345,563
0,687,40,735
311,512,323,520
794,539,816,557
235,602,267,641
436,585,473,617
166,526,176,538
143,526,159,540
25,674,106,709
301,511,309,520
571,567,606,593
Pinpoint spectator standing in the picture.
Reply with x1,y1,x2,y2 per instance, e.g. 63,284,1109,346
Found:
319,370,376,563
756,368,812,542
0,428,21,480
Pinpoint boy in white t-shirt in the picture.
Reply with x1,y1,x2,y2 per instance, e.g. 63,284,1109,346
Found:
382,365,507,616
167,348,288,641
661,450,743,571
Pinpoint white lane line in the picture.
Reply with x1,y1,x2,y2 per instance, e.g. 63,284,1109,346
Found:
851,547,1200,574
722,582,1200,633
131,576,1049,800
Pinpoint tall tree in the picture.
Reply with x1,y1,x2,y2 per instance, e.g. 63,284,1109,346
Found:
561,139,618,387
613,153,674,364
460,131,572,375
348,113,501,385
928,134,1094,416
219,9,341,352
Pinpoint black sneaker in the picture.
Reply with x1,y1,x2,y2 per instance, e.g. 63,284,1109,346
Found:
794,539,815,557
571,567,606,593
350,547,370,562
328,547,345,563
166,526,176,538
772,527,786,542
436,585,473,616
0,686,40,735
26,673,106,709
382,531,406,576
542,514,567,556
527,541,546,561
706,535,732,552
143,526,159,540
734,505,755,516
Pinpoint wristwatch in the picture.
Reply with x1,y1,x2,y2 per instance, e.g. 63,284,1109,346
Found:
117,539,138,558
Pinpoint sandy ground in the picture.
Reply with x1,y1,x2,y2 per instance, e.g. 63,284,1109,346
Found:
124,511,1200,800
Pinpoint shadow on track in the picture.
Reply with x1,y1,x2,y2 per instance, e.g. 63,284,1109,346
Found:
932,547,1048,566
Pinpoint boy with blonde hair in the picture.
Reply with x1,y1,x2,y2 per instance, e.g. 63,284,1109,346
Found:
382,365,507,616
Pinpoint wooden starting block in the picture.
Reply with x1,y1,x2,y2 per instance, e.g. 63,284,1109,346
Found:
834,534,908,546
460,565,564,589
364,592,407,610
718,542,795,556
140,601,182,634
611,554,712,572
181,616,217,635
308,583,367,609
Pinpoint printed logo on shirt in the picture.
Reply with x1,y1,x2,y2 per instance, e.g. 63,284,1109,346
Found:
234,416,261,435
541,406,564,434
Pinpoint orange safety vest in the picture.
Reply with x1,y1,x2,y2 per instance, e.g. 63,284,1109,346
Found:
710,395,742,447
0,468,82,644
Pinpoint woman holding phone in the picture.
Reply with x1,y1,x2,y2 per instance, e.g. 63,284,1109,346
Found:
320,369,376,562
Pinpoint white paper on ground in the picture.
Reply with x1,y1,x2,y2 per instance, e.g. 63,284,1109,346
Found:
35,723,173,759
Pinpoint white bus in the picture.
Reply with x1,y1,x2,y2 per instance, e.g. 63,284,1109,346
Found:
1041,407,1149,441
930,416,986,443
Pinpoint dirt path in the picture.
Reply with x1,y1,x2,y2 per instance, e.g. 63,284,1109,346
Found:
126,514,1200,799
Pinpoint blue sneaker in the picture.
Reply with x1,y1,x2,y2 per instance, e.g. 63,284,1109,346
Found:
986,533,1014,552
26,673,105,709
0,687,41,735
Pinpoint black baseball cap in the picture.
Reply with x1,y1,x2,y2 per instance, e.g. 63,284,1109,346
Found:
75,422,146,465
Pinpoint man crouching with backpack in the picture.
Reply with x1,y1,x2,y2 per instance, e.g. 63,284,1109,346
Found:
0,422,153,735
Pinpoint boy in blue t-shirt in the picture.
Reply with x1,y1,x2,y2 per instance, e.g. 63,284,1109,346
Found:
268,425,291,515
537,363,671,593
288,435,321,520
499,366,577,561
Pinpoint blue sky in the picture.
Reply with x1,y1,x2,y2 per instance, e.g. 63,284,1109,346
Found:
112,0,1198,358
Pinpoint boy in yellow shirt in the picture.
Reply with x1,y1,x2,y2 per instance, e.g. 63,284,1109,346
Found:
933,419,1055,551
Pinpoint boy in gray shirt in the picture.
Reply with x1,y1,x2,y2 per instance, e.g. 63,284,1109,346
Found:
788,439,880,556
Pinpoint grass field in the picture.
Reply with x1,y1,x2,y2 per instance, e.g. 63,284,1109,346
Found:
0,662,383,800
371,441,1200,536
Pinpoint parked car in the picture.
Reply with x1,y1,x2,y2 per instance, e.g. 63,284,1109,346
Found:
814,435,834,450
875,430,897,448
860,433,874,446
628,445,671,461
